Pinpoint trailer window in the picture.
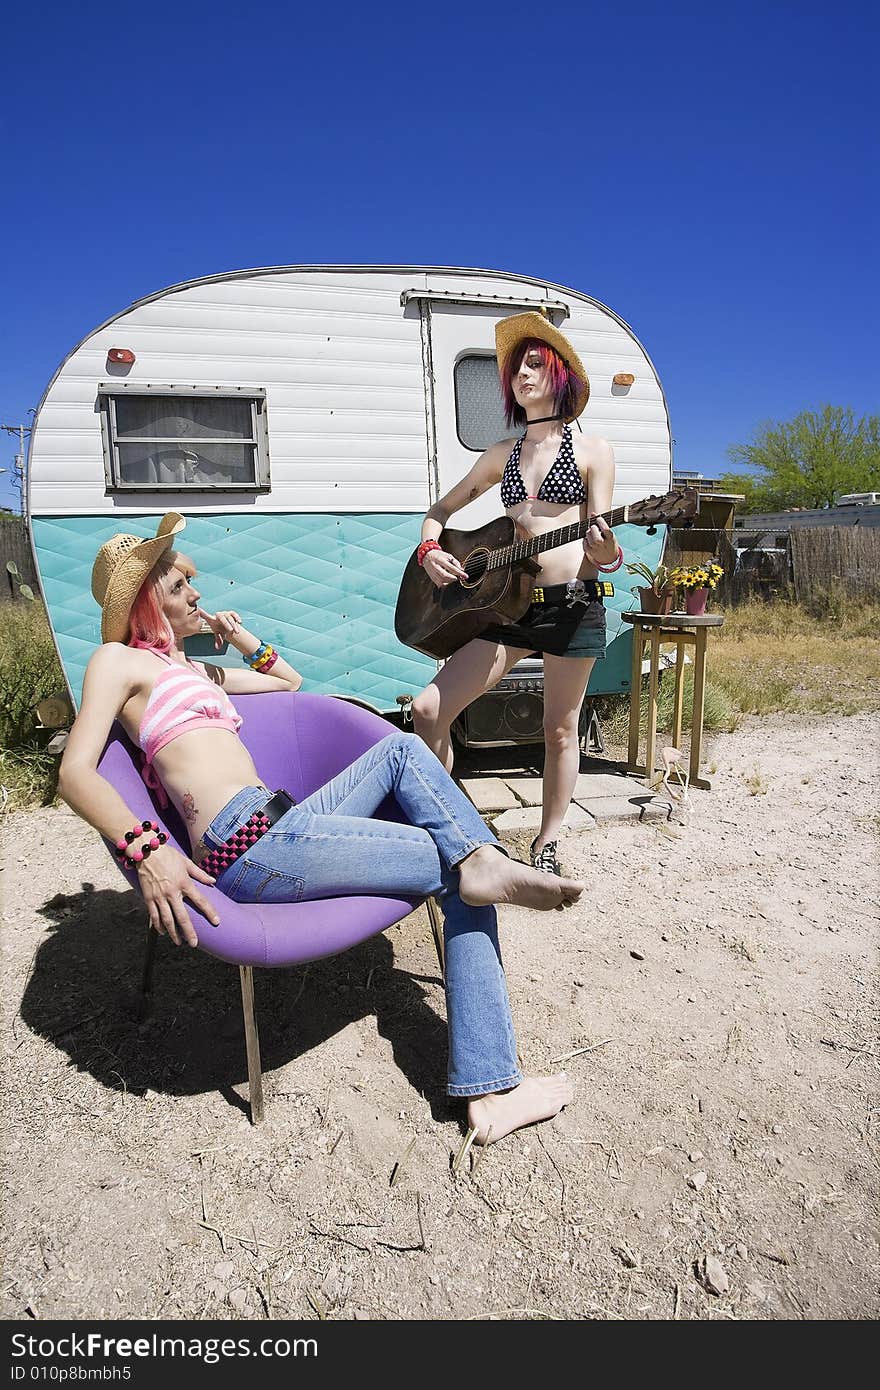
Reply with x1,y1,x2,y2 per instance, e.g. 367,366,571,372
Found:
99,388,269,491
454,356,512,452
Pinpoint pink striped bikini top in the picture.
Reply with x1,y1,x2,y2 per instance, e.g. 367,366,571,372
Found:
139,651,242,768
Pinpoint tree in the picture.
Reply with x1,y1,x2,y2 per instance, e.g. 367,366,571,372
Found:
720,406,880,513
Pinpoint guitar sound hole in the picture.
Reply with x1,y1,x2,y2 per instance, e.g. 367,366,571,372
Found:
460,549,489,590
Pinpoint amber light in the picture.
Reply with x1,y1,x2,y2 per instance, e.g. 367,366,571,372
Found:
613,372,635,386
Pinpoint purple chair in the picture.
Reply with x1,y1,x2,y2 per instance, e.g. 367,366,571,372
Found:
97,692,443,1122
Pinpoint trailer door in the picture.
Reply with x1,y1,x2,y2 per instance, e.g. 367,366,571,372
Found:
402,290,570,528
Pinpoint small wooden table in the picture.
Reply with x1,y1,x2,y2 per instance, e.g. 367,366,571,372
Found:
621,612,724,790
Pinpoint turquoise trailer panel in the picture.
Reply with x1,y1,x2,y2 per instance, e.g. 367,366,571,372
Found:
33,513,662,708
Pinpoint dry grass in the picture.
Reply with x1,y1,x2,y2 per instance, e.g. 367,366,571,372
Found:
598,595,880,748
711,597,880,716
742,769,770,796
598,672,737,747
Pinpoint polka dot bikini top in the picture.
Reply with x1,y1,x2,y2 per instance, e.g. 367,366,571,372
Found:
500,424,586,508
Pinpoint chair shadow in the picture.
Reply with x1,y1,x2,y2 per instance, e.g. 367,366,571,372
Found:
20,883,454,1124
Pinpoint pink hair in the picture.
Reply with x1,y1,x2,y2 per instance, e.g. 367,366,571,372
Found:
499,338,586,428
127,551,195,651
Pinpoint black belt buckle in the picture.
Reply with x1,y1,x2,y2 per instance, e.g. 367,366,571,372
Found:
263,788,296,824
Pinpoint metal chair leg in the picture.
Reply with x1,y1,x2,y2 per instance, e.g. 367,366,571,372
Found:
238,965,265,1124
426,895,445,978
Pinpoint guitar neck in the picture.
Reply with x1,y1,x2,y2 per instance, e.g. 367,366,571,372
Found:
487,504,629,571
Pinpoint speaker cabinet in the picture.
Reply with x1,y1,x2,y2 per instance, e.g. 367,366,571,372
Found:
452,660,603,752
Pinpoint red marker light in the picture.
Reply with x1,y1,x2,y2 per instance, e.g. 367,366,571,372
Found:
107,347,136,365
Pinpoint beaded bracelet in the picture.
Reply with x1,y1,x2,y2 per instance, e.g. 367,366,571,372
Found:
115,821,168,867
594,543,624,574
115,819,158,854
417,540,441,567
121,831,169,866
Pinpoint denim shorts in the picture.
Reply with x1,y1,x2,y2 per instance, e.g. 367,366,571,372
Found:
477,597,607,659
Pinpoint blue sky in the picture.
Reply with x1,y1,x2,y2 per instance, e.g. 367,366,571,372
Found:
2,0,876,512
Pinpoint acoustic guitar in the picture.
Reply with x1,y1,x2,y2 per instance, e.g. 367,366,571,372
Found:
394,488,699,659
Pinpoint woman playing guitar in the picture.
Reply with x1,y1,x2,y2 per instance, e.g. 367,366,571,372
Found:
411,312,619,877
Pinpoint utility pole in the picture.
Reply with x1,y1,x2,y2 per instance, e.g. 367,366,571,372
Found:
2,416,34,515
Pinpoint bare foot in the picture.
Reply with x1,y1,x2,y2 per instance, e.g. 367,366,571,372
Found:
466,1074,574,1145
458,844,584,911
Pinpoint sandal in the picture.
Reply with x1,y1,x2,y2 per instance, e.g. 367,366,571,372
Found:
530,838,561,876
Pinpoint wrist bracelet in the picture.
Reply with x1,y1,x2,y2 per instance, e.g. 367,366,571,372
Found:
115,820,158,853
243,641,269,668
417,540,441,567
594,543,624,573
253,644,276,671
115,823,168,866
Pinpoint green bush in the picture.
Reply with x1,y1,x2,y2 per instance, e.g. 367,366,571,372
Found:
0,599,67,807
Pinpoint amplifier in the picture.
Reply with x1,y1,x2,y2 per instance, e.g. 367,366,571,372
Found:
452,660,603,752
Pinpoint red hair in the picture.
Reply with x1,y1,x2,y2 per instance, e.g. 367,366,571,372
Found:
127,551,195,651
499,338,586,428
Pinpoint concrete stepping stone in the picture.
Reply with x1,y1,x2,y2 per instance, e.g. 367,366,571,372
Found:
459,778,520,813
491,803,597,835
503,777,543,807
574,771,649,799
575,794,671,823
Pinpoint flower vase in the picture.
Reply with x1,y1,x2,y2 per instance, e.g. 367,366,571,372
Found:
638,586,673,615
685,587,709,616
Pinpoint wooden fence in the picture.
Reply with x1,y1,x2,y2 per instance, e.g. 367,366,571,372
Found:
668,521,880,605
0,514,38,598
790,527,880,604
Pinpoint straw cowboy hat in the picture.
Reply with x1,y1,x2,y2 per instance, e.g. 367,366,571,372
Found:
91,512,186,643
494,311,590,421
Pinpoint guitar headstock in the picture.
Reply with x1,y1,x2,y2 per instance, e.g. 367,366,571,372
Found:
627,488,699,527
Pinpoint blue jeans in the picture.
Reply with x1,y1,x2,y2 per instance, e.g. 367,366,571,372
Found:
204,732,522,1098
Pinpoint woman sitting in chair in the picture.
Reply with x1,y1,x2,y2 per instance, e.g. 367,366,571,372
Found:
59,513,584,1147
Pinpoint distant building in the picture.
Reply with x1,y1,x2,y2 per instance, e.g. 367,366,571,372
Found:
734,506,880,535
671,469,725,494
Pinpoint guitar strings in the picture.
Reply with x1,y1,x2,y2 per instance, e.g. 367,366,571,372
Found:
479,499,701,574
459,492,699,577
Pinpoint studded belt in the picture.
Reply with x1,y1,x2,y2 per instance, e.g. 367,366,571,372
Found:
531,580,614,606
201,788,296,879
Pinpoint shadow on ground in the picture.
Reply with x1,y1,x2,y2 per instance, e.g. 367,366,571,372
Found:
18,883,451,1120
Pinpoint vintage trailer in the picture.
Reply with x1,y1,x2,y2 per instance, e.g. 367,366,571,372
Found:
27,265,672,728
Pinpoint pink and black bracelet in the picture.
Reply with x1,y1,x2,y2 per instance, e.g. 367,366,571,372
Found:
115,820,168,867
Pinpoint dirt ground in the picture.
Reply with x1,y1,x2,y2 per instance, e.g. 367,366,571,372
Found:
1,712,877,1322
